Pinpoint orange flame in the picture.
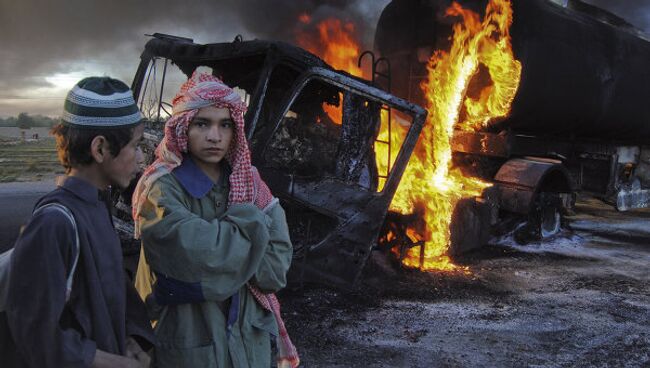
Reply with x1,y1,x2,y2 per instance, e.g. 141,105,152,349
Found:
296,18,364,78
292,0,521,271
298,13,311,24
296,18,365,125
389,0,522,270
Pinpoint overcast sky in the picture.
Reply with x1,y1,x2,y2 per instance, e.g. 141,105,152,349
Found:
0,0,648,118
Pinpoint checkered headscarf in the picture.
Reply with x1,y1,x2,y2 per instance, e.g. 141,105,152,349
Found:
132,71,275,236
131,71,298,367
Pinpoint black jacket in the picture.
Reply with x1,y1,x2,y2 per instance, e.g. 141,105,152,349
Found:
5,176,154,367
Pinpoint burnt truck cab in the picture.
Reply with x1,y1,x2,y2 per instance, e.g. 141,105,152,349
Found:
126,33,426,286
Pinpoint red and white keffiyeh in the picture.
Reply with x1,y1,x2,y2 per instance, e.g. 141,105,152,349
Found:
131,71,298,368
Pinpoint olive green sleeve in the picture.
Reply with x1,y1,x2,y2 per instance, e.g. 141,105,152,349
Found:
139,175,272,301
250,201,293,293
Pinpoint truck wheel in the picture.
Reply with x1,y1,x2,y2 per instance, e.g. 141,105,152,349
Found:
539,201,561,238
514,192,562,243
534,192,562,238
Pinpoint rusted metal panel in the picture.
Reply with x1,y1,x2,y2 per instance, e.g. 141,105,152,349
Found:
496,184,536,215
494,158,558,189
451,131,510,158
494,158,572,214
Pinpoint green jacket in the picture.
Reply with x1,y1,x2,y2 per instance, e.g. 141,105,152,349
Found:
135,165,292,368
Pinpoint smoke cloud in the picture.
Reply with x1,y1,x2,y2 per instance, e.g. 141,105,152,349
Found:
0,0,388,116
0,0,647,116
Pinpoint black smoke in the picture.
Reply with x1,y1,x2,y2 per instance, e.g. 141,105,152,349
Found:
0,0,647,116
0,0,388,116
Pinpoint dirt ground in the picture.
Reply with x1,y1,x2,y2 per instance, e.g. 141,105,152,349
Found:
0,134,61,182
279,195,650,368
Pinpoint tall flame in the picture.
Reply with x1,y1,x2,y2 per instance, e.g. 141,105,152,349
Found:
390,0,522,270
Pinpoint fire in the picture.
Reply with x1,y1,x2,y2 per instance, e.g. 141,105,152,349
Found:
298,13,311,24
296,18,363,78
390,0,522,270
293,0,521,271
296,17,364,125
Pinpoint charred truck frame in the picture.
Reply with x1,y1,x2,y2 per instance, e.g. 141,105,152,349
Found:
121,33,426,286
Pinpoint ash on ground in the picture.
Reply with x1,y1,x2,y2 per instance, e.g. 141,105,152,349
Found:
279,195,650,367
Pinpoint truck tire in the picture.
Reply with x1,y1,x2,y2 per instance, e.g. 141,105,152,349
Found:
539,199,561,238
514,192,562,243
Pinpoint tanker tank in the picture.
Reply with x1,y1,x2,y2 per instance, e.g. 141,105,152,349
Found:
374,0,650,143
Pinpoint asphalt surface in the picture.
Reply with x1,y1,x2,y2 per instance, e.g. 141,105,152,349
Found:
0,181,56,251
281,196,650,367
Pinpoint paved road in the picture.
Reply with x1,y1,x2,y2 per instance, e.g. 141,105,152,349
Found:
282,197,650,367
0,181,56,252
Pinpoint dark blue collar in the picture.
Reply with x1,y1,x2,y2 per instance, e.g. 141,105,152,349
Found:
172,156,228,199
58,175,103,204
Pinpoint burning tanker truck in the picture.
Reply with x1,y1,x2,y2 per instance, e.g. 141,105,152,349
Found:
372,0,650,260
115,0,650,287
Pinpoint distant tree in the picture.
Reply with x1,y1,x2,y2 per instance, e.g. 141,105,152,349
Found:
0,117,16,127
16,112,34,129
5,116,17,127
30,115,57,127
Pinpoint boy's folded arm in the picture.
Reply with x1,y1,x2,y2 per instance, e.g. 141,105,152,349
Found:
140,177,272,302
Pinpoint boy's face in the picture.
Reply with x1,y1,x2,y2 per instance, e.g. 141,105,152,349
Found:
100,123,145,189
187,106,234,170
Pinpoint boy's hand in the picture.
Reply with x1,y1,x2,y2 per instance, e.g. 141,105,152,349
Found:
91,348,144,368
126,337,152,367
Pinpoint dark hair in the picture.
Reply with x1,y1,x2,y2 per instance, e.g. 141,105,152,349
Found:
51,123,137,173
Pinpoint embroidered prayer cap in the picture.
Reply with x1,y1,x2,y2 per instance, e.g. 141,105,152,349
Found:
62,76,143,128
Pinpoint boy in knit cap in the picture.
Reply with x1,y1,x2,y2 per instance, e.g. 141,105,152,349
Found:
5,77,154,368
